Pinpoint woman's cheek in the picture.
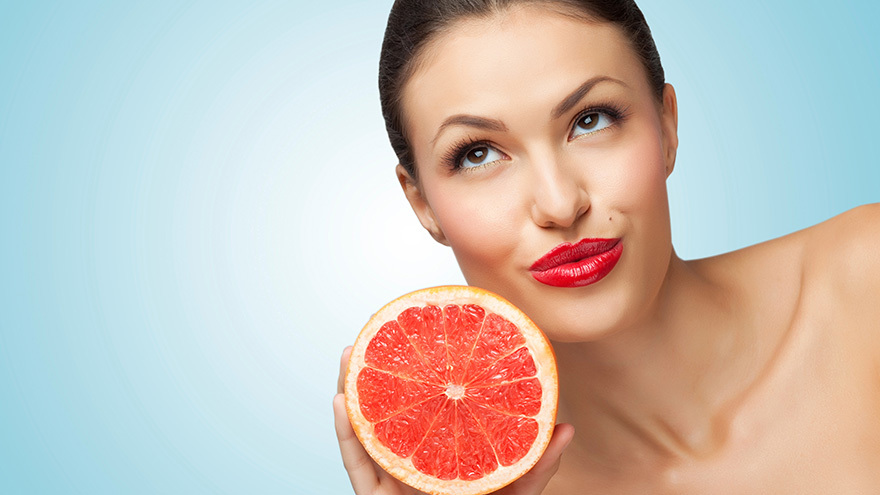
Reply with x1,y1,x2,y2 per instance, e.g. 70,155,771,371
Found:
617,136,673,278
610,132,669,214
432,185,521,275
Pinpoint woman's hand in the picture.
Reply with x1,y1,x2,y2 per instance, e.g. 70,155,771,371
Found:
334,346,575,494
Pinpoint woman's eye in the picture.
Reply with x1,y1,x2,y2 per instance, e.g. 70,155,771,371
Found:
459,144,504,169
569,111,614,139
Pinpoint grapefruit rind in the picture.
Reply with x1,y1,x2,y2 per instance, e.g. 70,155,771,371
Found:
344,286,558,495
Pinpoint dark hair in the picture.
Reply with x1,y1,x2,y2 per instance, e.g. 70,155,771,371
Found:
379,0,665,180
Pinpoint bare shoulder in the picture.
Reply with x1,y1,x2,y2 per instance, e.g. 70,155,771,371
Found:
801,203,880,296
798,204,880,362
697,203,880,291
689,204,880,347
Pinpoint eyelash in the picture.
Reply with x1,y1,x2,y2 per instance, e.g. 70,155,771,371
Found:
569,101,629,141
441,101,631,172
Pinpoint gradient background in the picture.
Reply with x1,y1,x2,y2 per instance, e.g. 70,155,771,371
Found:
1,1,877,493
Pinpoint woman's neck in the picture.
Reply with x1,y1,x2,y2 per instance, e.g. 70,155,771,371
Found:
553,253,767,468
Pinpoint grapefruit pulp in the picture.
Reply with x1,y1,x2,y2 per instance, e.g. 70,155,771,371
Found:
344,286,558,495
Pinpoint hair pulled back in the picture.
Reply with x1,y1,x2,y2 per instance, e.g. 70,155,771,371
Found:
379,0,665,180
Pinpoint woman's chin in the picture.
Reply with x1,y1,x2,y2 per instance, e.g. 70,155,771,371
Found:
522,292,638,344
539,314,630,344
461,270,651,344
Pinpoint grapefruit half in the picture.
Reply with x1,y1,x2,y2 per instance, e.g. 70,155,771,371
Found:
344,286,558,495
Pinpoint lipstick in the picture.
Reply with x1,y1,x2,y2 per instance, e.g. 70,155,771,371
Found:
529,238,622,288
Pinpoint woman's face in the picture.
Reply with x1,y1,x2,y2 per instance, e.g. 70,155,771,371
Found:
398,5,679,342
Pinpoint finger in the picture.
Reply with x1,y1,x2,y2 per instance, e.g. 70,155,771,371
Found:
505,423,575,493
333,393,381,493
337,346,353,394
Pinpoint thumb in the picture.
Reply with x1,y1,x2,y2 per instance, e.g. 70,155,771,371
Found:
501,423,575,494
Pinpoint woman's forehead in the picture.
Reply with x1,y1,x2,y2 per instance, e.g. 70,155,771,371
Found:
401,5,647,134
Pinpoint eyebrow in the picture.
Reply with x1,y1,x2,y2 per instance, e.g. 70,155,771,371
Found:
432,75,627,144
551,76,628,119
432,115,508,145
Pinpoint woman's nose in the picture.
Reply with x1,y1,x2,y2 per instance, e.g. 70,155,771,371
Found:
528,156,590,229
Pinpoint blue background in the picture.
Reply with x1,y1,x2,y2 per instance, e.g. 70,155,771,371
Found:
1,1,877,493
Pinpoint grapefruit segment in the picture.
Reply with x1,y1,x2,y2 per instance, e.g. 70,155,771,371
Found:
397,305,448,379
466,401,539,467
356,368,444,423
465,378,543,416
443,304,486,384
365,320,443,384
463,313,527,383
456,401,498,480
412,398,457,480
345,286,557,495
466,346,537,387
374,395,446,457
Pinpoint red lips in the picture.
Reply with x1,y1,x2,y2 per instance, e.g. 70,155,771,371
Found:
529,238,623,287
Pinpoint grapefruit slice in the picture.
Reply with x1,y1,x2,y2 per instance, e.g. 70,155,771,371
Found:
344,286,558,495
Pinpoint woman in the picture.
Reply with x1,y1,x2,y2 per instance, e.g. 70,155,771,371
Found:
334,0,880,493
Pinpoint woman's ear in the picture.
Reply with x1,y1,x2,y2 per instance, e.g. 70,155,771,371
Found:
660,83,679,178
396,164,449,246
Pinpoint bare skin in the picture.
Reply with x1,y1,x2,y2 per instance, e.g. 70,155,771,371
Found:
548,206,880,494
335,4,880,494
